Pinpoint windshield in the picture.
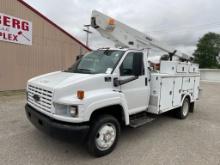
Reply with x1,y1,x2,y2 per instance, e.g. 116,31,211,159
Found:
65,50,124,74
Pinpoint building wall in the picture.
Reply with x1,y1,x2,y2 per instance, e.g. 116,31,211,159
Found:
200,69,220,82
0,0,89,91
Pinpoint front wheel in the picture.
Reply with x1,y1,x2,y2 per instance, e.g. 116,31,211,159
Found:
175,98,190,119
87,115,120,157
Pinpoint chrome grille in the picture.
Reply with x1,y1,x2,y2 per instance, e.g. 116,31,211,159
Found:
27,85,53,113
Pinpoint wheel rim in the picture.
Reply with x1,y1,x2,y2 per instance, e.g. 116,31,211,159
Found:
182,100,189,116
95,123,116,151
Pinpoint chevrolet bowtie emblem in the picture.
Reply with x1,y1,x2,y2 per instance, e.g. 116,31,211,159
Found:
33,94,40,102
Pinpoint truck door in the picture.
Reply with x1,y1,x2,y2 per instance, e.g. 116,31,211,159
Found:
119,52,150,114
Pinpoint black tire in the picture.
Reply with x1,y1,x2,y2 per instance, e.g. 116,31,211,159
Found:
87,115,120,157
189,102,195,113
175,98,190,119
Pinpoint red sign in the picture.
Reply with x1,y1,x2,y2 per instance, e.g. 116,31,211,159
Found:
0,13,32,45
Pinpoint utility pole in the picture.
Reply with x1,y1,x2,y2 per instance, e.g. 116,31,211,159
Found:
83,24,92,47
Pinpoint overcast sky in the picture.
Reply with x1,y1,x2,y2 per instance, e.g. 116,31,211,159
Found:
25,0,220,54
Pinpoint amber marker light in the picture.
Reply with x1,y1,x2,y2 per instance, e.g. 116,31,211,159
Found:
77,90,85,100
108,18,115,25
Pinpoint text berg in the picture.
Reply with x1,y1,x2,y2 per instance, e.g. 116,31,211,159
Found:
0,15,29,31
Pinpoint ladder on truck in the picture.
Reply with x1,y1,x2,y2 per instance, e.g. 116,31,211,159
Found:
91,10,194,61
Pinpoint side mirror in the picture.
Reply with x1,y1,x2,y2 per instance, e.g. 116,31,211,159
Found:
133,53,143,76
113,77,139,87
113,78,120,87
76,55,83,61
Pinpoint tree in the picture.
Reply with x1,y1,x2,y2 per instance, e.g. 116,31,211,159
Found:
194,32,220,68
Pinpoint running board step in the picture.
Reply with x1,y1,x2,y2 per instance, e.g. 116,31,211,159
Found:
129,112,156,128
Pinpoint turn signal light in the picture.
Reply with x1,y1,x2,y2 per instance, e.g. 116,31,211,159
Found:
77,90,84,100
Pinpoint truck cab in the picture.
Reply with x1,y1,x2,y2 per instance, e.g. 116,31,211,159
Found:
26,48,150,123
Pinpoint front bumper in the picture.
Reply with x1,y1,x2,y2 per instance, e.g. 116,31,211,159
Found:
25,104,90,136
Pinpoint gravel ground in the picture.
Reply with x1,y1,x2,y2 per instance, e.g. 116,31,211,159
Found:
0,82,220,165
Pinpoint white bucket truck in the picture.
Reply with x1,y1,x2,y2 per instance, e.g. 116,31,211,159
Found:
25,10,200,157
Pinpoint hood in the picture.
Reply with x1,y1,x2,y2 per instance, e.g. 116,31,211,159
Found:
29,71,98,89
28,71,114,97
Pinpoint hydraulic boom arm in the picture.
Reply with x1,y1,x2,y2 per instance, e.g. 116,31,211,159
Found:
91,10,193,61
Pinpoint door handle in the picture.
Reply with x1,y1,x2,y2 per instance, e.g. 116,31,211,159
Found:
145,78,148,86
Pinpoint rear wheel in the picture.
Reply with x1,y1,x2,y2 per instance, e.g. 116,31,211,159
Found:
189,102,195,113
87,115,120,157
175,98,190,119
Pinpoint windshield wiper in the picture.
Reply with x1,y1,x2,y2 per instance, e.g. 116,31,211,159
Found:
77,69,93,73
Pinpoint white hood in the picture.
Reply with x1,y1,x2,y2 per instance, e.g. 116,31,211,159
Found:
28,71,113,99
29,71,93,89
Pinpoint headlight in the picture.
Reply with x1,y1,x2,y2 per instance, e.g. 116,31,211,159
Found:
69,106,78,117
54,104,79,117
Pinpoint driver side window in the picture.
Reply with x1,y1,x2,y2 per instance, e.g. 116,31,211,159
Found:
120,52,135,76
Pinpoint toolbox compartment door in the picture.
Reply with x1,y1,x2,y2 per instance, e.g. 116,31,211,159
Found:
172,77,183,106
159,78,174,111
176,63,188,73
182,77,194,91
193,76,200,100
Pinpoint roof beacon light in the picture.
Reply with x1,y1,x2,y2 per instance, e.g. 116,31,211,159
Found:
108,18,115,25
